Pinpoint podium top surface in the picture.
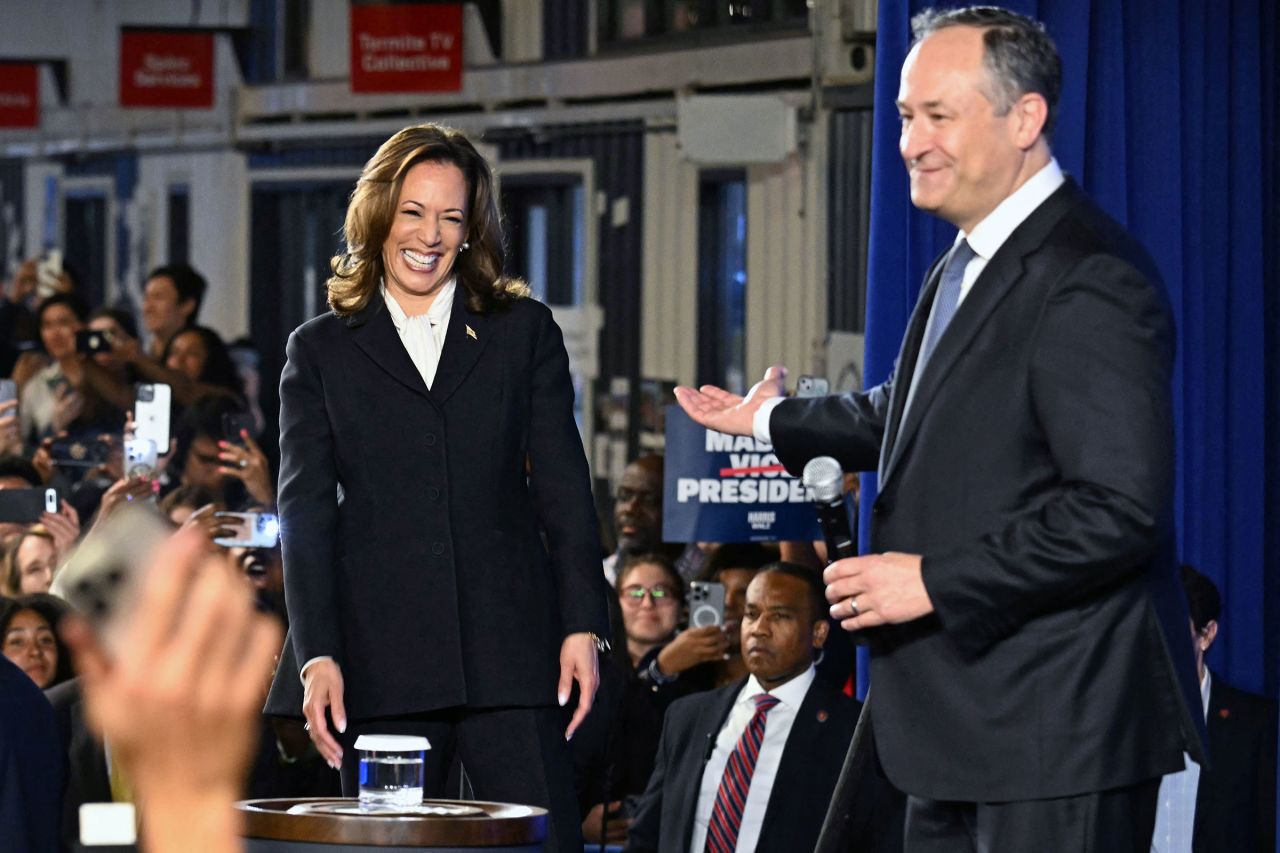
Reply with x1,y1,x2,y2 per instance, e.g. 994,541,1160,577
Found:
236,798,547,847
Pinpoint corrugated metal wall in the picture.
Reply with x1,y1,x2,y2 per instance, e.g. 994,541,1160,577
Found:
641,129,699,385
542,0,589,59
828,108,874,332
744,111,829,380
495,121,645,412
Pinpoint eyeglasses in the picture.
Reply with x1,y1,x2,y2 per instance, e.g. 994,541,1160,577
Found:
620,585,677,605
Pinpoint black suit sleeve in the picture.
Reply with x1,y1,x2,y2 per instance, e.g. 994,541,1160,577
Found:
626,701,677,853
277,328,343,667
526,304,610,638
770,377,894,475
922,253,1175,653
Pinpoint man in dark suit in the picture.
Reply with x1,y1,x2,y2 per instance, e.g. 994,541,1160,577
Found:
1150,565,1277,852
675,7,1204,850
45,679,112,850
627,563,897,852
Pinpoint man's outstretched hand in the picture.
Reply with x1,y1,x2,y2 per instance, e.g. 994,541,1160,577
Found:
673,366,789,438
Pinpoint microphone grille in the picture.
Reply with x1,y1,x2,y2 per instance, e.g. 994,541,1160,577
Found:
802,456,844,503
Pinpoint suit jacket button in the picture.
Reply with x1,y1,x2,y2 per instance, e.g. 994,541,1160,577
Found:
428,487,441,500
425,433,437,446
431,542,446,556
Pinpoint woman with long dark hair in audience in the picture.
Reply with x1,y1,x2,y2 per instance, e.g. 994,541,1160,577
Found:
264,123,608,852
162,325,245,400
18,294,124,447
1,593,74,689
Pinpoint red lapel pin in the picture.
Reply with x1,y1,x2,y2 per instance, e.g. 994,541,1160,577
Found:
816,710,829,723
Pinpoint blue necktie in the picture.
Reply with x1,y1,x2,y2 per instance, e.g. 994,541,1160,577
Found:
919,239,976,364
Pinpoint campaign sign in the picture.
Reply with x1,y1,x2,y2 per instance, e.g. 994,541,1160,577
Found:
119,30,214,108
350,3,463,93
0,64,39,128
663,406,821,543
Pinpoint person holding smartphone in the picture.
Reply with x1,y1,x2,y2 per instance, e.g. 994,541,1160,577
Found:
264,124,609,853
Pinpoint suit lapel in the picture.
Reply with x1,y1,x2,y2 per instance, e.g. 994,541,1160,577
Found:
345,298,431,400
428,294,490,405
880,180,1084,487
677,682,744,850
756,681,833,845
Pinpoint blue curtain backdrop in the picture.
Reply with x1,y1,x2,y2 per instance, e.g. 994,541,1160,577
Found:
858,0,1278,706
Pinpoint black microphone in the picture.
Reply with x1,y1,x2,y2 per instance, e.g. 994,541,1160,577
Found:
803,456,857,564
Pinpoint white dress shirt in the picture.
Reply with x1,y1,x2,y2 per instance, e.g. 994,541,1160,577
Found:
688,666,816,853
299,278,457,683
1150,669,1212,852
382,278,456,390
752,159,1066,444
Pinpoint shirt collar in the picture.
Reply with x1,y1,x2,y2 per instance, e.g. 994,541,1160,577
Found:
1200,668,1212,718
381,278,456,330
960,158,1066,260
741,665,816,711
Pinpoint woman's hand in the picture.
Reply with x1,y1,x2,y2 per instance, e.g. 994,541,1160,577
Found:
95,477,158,528
558,632,599,740
0,400,20,457
50,384,85,434
30,435,55,484
40,499,81,563
301,659,346,770
217,431,274,506
656,625,730,677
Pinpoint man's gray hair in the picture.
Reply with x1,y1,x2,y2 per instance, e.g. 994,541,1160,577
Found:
910,6,1063,137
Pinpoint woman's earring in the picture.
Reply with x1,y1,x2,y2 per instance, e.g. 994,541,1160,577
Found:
461,241,470,251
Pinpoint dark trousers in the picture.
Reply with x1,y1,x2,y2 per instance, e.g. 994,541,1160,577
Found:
339,707,581,853
903,778,1161,853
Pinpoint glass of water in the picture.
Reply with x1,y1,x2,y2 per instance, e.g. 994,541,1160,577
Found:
355,734,430,808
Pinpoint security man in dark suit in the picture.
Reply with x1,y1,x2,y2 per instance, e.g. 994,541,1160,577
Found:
1151,565,1277,852
627,563,899,852
264,124,610,853
675,8,1205,850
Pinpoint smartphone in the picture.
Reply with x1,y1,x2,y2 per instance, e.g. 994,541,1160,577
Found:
0,487,59,523
222,412,254,445
134,383,171,450
213,512,280,549
51,436,112,468
75,329,112,355
688,580,726,628
123,438,158,479
53,505,170,654
0,379,16,406
36,249,62,298
797,375,830,398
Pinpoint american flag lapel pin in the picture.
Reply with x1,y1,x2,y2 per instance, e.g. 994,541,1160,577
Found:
466,324,477,340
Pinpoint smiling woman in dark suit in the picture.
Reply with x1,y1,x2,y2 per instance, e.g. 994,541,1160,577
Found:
263,123,610,852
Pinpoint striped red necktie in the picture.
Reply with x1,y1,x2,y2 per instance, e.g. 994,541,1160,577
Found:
704,693,782,853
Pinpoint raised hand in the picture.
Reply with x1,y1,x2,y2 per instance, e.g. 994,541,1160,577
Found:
673,365,788,438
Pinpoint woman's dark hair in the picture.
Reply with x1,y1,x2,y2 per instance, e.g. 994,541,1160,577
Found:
617,552,686,605
0,592,75,687
162,325,244,397
89,306,139,341
36,292,88,328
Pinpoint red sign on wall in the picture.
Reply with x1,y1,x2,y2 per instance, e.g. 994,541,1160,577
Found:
119,30,214,108
0,64,39,128
350,4,463,93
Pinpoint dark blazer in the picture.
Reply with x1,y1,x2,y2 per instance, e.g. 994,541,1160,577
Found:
0,657,64,853
1193,675,1277,852
265,293,610,720
627,676,890,853
45,680,111,852
770,179,1207,802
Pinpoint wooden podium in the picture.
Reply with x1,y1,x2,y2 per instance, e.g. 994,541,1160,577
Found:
236,798,546,852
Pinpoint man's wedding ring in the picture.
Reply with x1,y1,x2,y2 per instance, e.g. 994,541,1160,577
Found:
849,597,860,617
